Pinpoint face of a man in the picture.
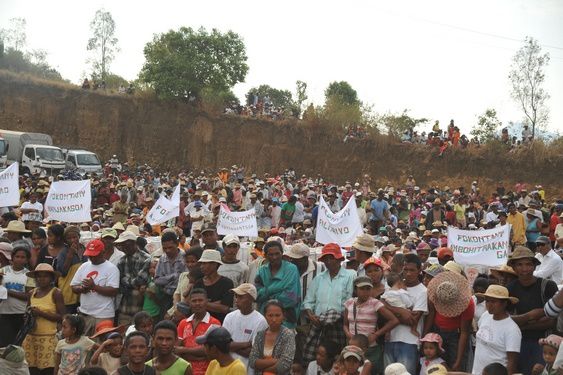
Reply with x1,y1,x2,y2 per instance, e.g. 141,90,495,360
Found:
153,329,176,356
512,258,535,279
403,262,420,286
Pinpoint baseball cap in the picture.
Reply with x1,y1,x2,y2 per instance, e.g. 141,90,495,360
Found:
84,239,105,257
354,276,373,288
114,230,137,244
201,222,217,234
223,234,240,246
195,325,232,345
285,243,310,259
319,243,344,260
341,345,364,362
536,236,550,245
101,228,118,239
437,247,453,259
231,283,258,300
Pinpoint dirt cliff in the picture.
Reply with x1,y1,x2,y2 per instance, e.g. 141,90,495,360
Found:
0,71,561,197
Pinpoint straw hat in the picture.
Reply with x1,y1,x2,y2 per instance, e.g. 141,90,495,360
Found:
507,246,540,267
443,260,463,275
90,320,126,339
475,284,519,304
352,233,376,253
5,220,31,233
112,222,125,231
489,264,517,277
428,270,471,317
26,263,60,278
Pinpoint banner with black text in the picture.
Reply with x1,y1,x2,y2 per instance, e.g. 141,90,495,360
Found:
448,224,510,267
45,180,91,223
315,196,363,247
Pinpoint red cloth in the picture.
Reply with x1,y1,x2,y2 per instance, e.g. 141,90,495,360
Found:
177,313,221,375
550,214,559,241
434,298,474,330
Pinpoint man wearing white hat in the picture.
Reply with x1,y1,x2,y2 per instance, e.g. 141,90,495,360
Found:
351,234,377,277
219,234,249,288
222,283,267,374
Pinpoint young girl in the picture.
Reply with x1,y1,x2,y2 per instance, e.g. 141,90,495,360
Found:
54,314,96,375
532,334,562,375
141,258,161,322
419,333,446,375
339,345,365,375
306,340,340,375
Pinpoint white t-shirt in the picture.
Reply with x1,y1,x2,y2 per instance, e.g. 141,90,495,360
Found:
222,309,268,375
21,201,43,222
71,260,120,318
108,248,125,267
292,201,305,223
218,261,249,288
388,282,427,346
0,265,32,314
472,312,521,375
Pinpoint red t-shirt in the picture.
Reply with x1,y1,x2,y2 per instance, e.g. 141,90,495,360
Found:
434,297,475,330
177,313,221,375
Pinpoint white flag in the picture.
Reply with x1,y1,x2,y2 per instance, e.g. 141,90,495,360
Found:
217,206,258,237
315,196,363,247
146,185,181,225
45,180,92,223
0,163,20,207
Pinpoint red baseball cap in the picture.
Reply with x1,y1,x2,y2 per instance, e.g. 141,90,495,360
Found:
437,247,453,259
319,243,344,260
363,257,389,270
84,239,105,257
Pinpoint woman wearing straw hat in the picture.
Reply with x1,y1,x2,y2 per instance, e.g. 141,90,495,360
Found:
472,285,521,375
424,269,474,371
22,263,65,375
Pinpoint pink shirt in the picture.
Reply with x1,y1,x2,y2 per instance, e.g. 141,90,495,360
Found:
344,297,383,343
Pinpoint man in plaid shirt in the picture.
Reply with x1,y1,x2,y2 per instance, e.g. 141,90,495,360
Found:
115,230,151,325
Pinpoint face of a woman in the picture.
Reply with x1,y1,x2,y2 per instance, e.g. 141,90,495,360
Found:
265,304,284,329
266,247,282,267
35,272,53,288
32,234,45,248
12,250,29,269
65,233,80,246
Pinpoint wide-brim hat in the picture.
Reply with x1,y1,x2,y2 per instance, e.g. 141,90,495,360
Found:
428,270,471,317
539,334,563,350
475,284,519,304
198,249,223,264
490,264,517,277
507,246,540,267
5,220,31,233
26,263,60,279
352,233,376,253
90,321,127,339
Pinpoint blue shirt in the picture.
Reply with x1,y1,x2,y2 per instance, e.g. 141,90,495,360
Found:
302,266,355,315
370,199,389,221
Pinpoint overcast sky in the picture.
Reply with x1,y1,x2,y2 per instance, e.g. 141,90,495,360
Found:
1,0,562,135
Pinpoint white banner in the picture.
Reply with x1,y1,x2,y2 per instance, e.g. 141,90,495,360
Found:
448,224,510,267
0,163,20,207
315,196,363,247
217,206,258,237
45,180,92,223
146,185,181,225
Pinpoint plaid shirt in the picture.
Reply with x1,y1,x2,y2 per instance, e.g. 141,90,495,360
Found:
117,249,150,315
155,249,187,295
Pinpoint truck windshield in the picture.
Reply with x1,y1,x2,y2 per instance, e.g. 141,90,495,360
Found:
76,153,100,166
36,148,64,161
0,140,6,155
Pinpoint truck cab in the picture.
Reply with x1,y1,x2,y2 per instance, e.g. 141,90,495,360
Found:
65,149,102,175
22,145,65,175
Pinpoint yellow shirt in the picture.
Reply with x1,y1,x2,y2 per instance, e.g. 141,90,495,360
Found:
507,211,526,245
205,359,247,375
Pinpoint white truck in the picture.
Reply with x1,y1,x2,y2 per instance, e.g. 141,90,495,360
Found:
0,130,65,175
0,136,7,168
64,149,103,175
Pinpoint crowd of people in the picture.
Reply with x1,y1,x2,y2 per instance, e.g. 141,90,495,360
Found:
0,164,562,375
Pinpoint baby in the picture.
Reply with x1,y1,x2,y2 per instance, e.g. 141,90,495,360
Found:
380,272,418,337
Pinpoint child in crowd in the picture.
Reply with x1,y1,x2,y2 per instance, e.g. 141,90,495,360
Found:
482,362,508,375
419,333,446,375
380,273,418,337
348,335,372,375
126,311,155,337
306,340,340,375
141,258,161,322
90,332,123,374
54,314,96,375
339,345,366,375
532,334,562,375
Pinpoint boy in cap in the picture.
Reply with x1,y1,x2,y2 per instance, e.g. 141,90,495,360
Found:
197,326,246,375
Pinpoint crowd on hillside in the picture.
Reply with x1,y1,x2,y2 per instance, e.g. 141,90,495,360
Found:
1,163,562,375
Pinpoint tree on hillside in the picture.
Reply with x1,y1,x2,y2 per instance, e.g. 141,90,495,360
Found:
380,110,428,137
508,36,550,140
471,108,502,143
325,81,359,105
140,27,248,100
87,9,119,82
0,18,27,51
295,80,308,112
246,85,293,108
